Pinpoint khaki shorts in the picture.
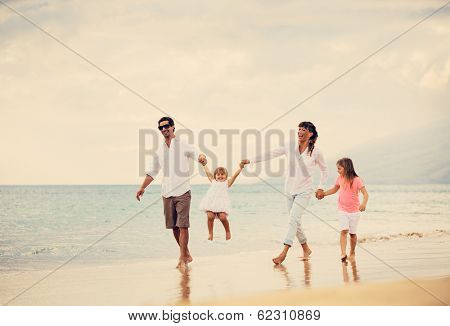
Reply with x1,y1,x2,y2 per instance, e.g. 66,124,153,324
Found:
163,191,191,229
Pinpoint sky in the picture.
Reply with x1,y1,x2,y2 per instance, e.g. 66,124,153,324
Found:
0,0,449,184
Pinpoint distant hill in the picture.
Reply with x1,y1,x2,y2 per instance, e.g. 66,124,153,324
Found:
328,121,450,184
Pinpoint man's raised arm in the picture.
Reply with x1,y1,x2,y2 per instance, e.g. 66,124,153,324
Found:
184,142,207,165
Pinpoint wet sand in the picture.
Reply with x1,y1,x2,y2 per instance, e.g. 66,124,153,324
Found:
204,276,450,306
1,237,449,306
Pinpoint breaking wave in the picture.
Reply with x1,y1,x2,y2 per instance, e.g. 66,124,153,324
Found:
359,229,448,243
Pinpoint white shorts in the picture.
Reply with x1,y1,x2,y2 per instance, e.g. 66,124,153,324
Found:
338,211,360,234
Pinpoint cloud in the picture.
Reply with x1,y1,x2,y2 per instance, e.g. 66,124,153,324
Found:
0,0,449,184
420,55,450,90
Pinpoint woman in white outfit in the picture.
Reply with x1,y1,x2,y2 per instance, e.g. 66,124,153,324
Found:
246,121,328,264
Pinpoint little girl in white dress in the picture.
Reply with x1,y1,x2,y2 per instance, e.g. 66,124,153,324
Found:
199,160,249,240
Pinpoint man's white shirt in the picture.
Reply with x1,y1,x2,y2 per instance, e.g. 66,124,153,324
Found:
146,137,199,198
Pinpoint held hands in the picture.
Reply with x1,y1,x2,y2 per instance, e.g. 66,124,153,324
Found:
240,159,250,169
359,203,366,212
315,189,325,200
198,154,207,166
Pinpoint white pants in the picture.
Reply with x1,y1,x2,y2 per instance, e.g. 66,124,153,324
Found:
284,190,313,246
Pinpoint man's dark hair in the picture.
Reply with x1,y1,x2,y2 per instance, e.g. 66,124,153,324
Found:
158,116,175,129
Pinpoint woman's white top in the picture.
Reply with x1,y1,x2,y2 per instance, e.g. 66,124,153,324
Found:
250,141,328,195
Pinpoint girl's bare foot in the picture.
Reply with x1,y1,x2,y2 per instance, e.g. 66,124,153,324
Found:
225,232,231,240
208,234,213,241
272,252,287,265
300,249,312,261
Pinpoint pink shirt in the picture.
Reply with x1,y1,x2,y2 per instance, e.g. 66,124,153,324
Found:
335,176,364,213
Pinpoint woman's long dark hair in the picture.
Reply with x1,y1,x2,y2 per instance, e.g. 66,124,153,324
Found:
298,121,318,156
337,157,358,187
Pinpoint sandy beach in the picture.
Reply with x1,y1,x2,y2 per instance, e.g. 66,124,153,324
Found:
2,238,449,306
205,277,450,306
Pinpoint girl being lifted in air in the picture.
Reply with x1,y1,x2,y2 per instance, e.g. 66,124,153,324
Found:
198,160,250,241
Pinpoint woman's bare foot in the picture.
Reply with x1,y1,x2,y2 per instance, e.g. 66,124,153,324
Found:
273,264,287,272
300,249,312,261
208,234,213,241
225,232,231,240
272,252,287,265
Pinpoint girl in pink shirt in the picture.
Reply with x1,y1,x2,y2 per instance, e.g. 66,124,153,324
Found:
317,158,369,262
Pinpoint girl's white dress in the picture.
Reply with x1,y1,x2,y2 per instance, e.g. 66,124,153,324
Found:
198,180,230,214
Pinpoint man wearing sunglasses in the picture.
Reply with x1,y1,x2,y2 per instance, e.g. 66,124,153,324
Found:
136,116,207,270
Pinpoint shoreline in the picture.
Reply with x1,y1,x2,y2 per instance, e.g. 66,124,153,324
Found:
1,247,450,306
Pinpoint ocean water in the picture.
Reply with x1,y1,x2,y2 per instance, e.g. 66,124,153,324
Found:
1,183,449,273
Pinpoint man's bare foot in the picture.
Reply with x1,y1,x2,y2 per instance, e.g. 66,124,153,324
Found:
208,234,213,241
186,254,193,263
272,252,287,265
300,249,312,261
225,232,231,240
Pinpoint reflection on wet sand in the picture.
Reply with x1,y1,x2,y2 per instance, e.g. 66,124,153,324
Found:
273,264,293,289
176,267,191,305
342,259,360,284
273,260,311,289
303,260,311,287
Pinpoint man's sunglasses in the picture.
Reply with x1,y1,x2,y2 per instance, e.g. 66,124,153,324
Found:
158,124,172,131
